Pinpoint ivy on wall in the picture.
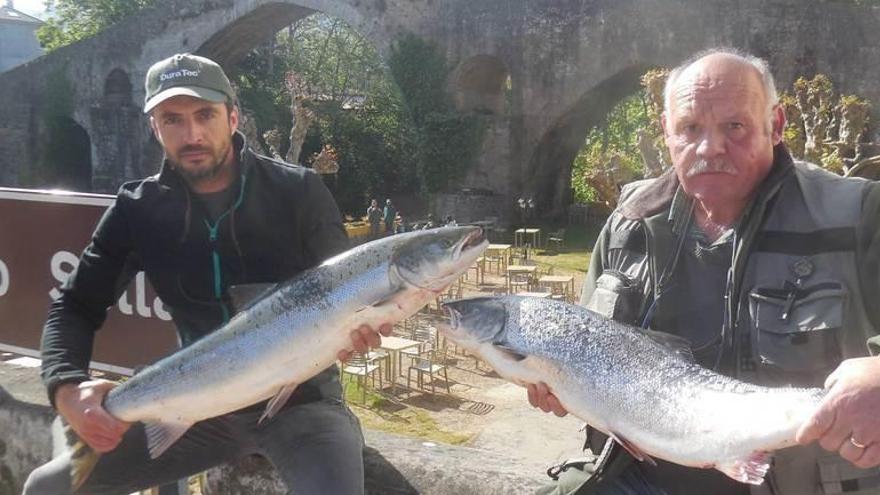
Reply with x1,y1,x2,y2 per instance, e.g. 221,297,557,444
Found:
388,34,487,193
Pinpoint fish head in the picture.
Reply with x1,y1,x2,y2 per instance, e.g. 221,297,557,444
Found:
439,297,508,351
392,226,488,292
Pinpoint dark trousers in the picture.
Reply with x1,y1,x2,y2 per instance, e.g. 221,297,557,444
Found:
23,398,365,495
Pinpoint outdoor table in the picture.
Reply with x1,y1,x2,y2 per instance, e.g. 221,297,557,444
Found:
379,335,422,390
538,275,576,302
514,228,542,248
485,243,512,273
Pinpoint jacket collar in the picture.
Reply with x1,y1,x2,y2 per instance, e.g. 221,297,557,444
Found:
619,144,795,221
156,130,251,188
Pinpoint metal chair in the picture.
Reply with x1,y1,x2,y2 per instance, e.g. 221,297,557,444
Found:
547,228,566,251
407,349,451,394
340,351,383,403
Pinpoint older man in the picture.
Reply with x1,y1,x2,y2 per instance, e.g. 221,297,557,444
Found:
24,53,387,495
533,48,880,494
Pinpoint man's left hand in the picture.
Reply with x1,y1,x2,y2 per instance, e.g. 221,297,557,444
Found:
796,356,880,469
337,323,393,362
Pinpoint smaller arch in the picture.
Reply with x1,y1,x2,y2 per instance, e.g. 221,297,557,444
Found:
104,68,132,105
450,55,511,115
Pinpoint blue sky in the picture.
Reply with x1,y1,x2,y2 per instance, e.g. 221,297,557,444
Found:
12,0,47,19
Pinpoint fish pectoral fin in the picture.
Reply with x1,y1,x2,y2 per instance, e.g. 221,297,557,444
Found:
228,283,277,313
715,452,772,485
144,420,193,459
492,344,527,362
259,383,299,424
609,431,656,466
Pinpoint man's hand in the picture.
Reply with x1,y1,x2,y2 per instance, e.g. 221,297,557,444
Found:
796,357,880,469
527,382,569,417
337,323,393,362
54,380,130,453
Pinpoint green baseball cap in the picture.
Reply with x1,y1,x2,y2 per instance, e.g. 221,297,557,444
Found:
143,53,235,113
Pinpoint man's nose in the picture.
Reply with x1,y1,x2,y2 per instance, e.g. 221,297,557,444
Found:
182,120,205,144
696,128,725,158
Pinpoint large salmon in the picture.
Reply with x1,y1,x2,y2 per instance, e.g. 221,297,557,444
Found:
440,296,825,485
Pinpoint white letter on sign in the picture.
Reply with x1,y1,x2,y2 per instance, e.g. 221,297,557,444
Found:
0,258,9,297
50,251,79,301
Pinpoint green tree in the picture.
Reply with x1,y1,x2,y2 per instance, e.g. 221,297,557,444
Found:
571,93,651,207
37,0,156,51
234,14,420,216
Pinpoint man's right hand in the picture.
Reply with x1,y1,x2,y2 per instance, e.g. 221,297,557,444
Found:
527,382,569,417
54,380,130,453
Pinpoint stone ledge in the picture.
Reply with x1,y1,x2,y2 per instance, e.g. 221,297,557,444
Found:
0,362,546,494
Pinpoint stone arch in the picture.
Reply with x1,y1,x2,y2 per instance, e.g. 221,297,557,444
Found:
524,64,651,220
450,55,511,115
45,117,93,191
103,68,133,105
199,3,346,68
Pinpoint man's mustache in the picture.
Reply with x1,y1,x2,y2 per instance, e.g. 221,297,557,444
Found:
685,159,738,177
178,145,211,155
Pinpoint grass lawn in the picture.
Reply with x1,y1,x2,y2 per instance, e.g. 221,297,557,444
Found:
526,223,601,277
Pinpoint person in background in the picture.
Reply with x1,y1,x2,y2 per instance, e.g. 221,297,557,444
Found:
383,199,397,236
366,198,382,239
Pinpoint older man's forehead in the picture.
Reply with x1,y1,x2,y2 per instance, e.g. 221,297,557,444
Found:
669,65,767,112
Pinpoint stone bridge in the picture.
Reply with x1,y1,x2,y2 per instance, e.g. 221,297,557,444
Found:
1,0,879,221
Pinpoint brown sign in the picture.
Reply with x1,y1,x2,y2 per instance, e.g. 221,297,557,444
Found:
0,187,179,373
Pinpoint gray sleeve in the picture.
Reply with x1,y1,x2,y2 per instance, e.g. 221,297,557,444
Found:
579,221,611,307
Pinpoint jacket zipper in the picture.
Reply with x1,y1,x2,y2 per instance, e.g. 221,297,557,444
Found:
203,175,249,324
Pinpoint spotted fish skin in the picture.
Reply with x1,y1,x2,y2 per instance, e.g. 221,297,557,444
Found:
440,296,826,485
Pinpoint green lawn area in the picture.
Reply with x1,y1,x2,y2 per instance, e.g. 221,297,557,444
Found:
527,223,601,276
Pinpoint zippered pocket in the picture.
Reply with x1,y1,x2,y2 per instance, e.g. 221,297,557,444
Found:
749,281,846,373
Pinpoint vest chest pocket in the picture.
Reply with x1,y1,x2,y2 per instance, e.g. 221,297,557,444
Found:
587,270,643,325
749,282,846,373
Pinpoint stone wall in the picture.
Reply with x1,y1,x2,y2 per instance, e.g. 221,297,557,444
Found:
0,0,879,218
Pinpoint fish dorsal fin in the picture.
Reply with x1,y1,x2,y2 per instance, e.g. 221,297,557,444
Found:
641,329,695,363
492,343,527,361
259,383,299,424
228,283,276,312
609,431,657,466
144,420,193,459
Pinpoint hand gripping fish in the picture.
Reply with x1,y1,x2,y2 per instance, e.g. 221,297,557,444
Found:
69,226,487,488
440,296,826,485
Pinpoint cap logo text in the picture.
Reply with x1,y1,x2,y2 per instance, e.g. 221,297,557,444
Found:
160,69,200,82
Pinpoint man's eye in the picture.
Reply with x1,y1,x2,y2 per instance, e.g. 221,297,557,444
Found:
163,117,180,125
728,122,744,130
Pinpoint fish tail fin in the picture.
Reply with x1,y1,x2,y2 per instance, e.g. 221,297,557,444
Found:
716,451,772,485
64,425,101,491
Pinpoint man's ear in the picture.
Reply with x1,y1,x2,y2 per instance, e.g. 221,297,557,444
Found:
229,105,239,135
770,104,786,145
149,116,162,144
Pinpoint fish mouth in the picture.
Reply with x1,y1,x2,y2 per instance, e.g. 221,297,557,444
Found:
453,227,486,260
443,304,462,330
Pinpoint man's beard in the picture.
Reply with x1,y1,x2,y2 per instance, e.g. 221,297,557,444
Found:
685,158,738,178
170,143,231,183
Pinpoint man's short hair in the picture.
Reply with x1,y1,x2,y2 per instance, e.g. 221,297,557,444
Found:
663,47,779,115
